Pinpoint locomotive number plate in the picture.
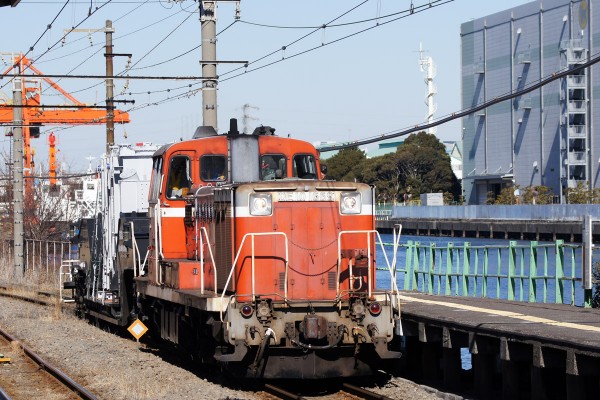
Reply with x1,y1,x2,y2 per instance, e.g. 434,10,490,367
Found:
277,191,336,202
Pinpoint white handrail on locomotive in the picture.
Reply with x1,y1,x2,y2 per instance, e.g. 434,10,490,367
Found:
336,228,402,310
219,231,290,322
130,221,142,278
153,203,163,285
191,184,220,294
390,224,402,296
197,226,218,295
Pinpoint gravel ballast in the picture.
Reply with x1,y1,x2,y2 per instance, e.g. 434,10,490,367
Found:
0,296,441,400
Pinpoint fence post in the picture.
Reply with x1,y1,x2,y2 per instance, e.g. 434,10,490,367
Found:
38,240,42,274
482,247,488,298
45,241,49,274
582,216,593,308
462,242,470,296
518,245,525,302
53,242,57,273
445,243,453,295
413,242,421,292
508,241,516,301
427,243,434,294
542,245,548,303
404,240,413,291
529,241,538,303
555,240,564,304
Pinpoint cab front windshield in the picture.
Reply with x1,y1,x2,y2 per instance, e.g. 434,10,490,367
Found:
292,154,317,179
260,154,286,180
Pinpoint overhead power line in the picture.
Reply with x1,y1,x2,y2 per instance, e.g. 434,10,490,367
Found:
219,0,453,82
2,74,208,80
318,53,600,152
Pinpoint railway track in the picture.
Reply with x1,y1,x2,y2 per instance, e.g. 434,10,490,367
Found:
0,325,96,400
262,382,394,400
0,286,444,400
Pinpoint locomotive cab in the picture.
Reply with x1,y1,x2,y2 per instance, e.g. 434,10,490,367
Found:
138,122,402,379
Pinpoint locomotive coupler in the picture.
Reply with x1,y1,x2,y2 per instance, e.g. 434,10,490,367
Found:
291,324,347,350
214,339,248,362
251,328,275,376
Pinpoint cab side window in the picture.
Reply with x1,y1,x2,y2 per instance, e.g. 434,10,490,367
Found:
166,156,191,199
260,154,286,180
149,157,163,201
201,155,227,182
292,154,317,179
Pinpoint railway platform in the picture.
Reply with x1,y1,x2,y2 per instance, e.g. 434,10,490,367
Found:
398,292,600,399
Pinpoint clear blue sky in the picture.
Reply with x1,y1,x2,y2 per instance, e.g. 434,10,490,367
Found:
0,0,529,171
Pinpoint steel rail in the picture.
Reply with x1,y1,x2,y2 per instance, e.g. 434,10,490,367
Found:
263,384,306,400
0,385,11,400
0,290,52,306
342,383,394,400
0,325,96,400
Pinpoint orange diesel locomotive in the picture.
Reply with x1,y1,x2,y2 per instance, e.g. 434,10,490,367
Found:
71,120,402,379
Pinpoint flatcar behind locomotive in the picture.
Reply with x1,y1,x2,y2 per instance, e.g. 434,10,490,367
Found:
70,120,402,379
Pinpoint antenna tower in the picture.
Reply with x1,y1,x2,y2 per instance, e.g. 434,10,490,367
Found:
418,43,437,135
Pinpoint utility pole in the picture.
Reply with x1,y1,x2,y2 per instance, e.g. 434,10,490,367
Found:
12,78,24,276
65,24,131,151
105,20,115,152
201,1,218,130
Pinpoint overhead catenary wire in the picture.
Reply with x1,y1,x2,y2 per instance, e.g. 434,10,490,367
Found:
33,0,455,134
220,0,453,81
3,73,208,80
51,1,200,98
318,52,600,152
0,172,97,181
120,1,199,73
0,0,114,91
22,0,445,100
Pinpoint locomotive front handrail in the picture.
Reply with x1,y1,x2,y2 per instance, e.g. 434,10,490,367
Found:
337,228,401,307
220,232,289,322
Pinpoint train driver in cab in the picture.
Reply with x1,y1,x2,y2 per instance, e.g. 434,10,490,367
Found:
261,154,286,180
167,157,192,199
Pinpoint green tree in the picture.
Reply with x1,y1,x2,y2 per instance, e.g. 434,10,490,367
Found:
566,182,599,204
521,185,554,205
321,147,366,182
394,132,460,200
356,153,401,202
494,184,518,205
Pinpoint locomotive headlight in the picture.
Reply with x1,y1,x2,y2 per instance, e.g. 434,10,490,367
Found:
249,193,272,216
340,192,361,214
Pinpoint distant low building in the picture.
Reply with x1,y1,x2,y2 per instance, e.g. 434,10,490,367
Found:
445,141,463,181
314,141,339,160
364,138,404,158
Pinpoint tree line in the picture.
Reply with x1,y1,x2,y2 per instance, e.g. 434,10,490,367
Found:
321,131,461,204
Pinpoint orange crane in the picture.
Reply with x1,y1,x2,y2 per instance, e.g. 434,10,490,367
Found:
0,54,130,193
48,132,57,187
